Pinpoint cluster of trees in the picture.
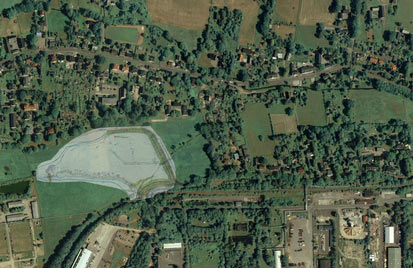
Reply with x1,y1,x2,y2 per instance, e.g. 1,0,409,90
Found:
2,0,49,18
256,0,275,38
197,7,243,54
372,79,413,100
122,232,152,268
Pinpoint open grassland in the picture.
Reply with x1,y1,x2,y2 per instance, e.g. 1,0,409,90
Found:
151,115,210,183
212,0,260,46
0,17,21,37
9,222,33,256
270,114,298,134
47,10,68,32
36,181,126,218
299,0,336,26
147,0,210,30
147,0,259,46
0,0,22,12
296,90,327,126
242,103,292,158
273,25,296,39
154,24,201,50
41,214,86,259
296,25,330,48
17,12,32,36
274,0,300,24
191,243,220,268
385,0,413,32
78,0,101,13
105,25,145,45
349,90,410,123
0,224,9,258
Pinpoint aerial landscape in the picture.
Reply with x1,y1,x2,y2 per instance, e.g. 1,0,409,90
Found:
0,0,412,267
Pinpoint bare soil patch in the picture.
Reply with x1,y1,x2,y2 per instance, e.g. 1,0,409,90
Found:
270,114,298,134
147,0,210,30
275,0,300,24
299,0,336,26
273,25,296,39
147,0,259,45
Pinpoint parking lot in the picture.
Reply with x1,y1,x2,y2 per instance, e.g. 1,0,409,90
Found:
287,214,313,267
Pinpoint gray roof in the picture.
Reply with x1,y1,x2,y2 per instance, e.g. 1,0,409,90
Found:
388,247,401,268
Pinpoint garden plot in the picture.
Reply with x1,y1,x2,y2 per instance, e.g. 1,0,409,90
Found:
36,127,176,199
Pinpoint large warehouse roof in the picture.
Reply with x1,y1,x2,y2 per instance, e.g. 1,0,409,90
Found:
385,226,395,244
387,247,401,268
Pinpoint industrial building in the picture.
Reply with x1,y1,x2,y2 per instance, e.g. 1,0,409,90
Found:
387,247,401,268
31,201,39,219
163,243,182,249
385,226,395,244
7,200,24,209
6,213,26,223
274,250,282,268
71,248,93,268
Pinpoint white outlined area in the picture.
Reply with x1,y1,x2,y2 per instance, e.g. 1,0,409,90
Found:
36,127,176,199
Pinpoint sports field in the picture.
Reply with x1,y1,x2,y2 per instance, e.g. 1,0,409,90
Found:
36,127,176,199
296,90,327,126
349,90,410,123
105,25,145,45
270,114,298,134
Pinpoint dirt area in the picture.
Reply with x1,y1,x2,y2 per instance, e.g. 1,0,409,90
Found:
310,191,363,206
9,222,33,258
338,239,365,268
158,248,184,268
147,0,259,46
147,0,210,30
0,224,9,258
299,0,336,26
0,17,20,37
339,209,367,240
273,25,296,39
287,214,313,268
270,114,298,134
275,0,300,24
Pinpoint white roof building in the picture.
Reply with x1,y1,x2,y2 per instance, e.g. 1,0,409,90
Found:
274,250,282,268
385,226,395,244
163,243,182,249
72,248,93,268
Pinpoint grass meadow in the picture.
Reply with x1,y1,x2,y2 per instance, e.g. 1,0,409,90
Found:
105,26,140,43
47,10,68,32
151,115,210,183
296,90,327,126
349,90,409,123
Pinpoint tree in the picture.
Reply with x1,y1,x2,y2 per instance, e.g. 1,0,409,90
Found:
285,107,294,116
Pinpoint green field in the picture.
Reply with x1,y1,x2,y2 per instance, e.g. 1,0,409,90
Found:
296,90,327,126
349,90,411,123
78,0,101,13
0,0,22,12
154,23,202,50
191,243,220,268
36,181,126,218
385,0,413,32
17,12,32,36
241,103,292,159
105,26,140,43
295,26,330,49
151,115,210,183
47,10,68,32
37,181,126,258
41,214,86,259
